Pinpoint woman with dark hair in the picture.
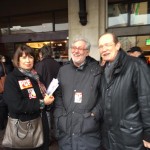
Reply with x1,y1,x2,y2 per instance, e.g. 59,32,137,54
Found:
3,44,54,150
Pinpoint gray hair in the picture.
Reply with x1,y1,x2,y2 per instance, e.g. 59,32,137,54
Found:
71,36,91,51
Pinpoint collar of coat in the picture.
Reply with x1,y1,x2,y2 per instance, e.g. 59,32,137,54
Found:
70,56,97,70
67,56,101,76
102,49,127,76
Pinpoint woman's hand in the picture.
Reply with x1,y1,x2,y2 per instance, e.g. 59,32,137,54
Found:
44,94,54,105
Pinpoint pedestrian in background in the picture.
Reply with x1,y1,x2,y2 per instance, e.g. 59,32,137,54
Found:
0,55,8,130
127,46,147,63
35,45,60,90
98,32,150,150
35,45,60,145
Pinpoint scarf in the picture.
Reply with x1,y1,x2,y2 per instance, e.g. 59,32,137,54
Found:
19,68,46,97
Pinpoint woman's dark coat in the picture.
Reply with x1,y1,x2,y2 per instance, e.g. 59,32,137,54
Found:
3,68,49,150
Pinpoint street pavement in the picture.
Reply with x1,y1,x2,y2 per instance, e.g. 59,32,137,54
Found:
0,129,59,150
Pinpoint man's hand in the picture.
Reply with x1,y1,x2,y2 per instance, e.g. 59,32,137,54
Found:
143,140,150,148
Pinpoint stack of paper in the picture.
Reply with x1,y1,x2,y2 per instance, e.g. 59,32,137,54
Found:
46,78,59,96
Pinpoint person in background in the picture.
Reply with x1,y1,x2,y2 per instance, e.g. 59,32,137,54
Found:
4,56,14,73
35,45,60,145
54,36,103,150
98,32,150,150
127,46,147,63
0,55,8,130
35,45,60,90
0,55,13,131
0,55,14,73
3,44,54,150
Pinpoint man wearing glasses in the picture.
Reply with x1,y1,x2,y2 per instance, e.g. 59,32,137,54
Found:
99,32,150,150
54,36,103,150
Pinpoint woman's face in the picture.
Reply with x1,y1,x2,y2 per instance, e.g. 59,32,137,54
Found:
19,52,34,70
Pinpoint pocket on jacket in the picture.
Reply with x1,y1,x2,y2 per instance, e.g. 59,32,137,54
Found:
53,116,67,140
58,115,67,133
120,120,143,147
82,113,100,134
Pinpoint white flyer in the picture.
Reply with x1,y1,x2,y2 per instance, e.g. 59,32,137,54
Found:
46,78,59,96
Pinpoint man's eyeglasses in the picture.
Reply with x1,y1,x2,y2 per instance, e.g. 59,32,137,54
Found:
99,43,115,50
71,46,87,51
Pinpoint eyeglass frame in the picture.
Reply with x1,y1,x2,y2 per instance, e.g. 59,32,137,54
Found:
71,46,88,51
99,42,116,50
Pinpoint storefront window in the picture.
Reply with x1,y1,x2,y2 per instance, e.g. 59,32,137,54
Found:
108,1,150,27
118,36,136,51
25,40,69,63
0,10,68,35
119,35,150,63
108,3,128,27
130,2,149,25
119,36,150,52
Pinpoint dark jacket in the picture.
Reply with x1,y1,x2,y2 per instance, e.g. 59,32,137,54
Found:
35,56,60,89
0,63,5,77
54,56,103,150
101,49,150,150
138,54,147,64
0,62,11,106
3,68,50,150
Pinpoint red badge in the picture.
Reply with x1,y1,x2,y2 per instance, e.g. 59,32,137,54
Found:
27,88,36,99
18,79,33,90
74,92,82,103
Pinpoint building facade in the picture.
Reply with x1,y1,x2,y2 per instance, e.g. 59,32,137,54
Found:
0,0,150,61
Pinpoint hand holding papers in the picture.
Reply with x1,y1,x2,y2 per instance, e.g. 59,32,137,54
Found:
46,78,59,96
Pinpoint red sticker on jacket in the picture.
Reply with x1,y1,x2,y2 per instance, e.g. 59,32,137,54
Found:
27,88,37,99
18,79,33,90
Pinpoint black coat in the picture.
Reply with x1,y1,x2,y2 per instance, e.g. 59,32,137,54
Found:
35,57,60,89
0,63,5,106
0,62,12,106
54,56,103,150
3,68,50,150
100,49,150,150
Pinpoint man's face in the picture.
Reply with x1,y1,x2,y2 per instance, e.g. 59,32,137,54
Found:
127,51,141,57
71,41,89,67
98,34,120,62
39,52,43,61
